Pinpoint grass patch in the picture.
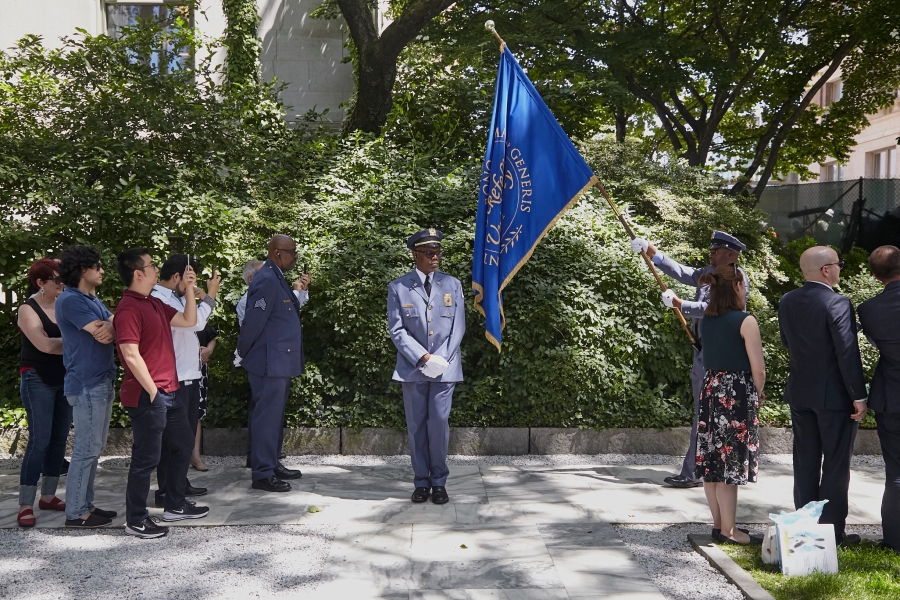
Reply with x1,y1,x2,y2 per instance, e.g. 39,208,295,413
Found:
720,542,900,599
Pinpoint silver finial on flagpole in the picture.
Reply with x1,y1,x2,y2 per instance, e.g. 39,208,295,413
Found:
484,20,506,51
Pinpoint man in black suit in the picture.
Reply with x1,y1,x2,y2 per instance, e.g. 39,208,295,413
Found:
857,245,900,552
778,245,867,545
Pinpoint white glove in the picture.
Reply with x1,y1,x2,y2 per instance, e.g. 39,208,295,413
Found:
661,289,678,308
233,350,242,367
421,355,450,378
630,237,649,254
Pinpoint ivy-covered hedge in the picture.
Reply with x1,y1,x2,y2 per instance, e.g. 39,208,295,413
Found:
0,21,881,432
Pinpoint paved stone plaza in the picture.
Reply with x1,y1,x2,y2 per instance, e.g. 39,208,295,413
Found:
0,459,886,598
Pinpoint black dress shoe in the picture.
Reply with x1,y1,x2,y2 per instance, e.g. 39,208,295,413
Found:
839,533,862,547
411,487,430,503
712,527,749,541
431,486,449,504
252,476,291,492
274,465,302,480
185,484,208,496
91,507,117,519
663,475,703,488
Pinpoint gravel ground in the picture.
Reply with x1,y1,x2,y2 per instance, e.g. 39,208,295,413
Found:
0,524,337,599
617,523,885,600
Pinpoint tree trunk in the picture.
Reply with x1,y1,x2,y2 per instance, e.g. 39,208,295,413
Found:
342,51,397,135
614,107,627,143
336,0,455,136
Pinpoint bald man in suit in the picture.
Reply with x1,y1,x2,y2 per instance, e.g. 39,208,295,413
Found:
778,246,867,546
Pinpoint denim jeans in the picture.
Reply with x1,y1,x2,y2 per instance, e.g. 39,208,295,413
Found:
126,387,192,524
64,376,115,520
19,370,72,505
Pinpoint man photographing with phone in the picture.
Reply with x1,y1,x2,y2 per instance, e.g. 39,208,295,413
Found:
114,248,209,538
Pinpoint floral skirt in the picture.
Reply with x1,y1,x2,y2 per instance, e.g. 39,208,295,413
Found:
695,370,759,485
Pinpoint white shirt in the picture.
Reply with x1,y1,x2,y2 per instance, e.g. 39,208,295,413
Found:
151,284,213,381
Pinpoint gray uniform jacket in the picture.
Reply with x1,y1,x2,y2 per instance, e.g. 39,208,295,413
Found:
652,253,750,339
858,280,900,413
388,270,465,383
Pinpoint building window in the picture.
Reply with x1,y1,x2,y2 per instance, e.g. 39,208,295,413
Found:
105,1,192,72
868,147,897,179
825,80,843,106
822,162,843,182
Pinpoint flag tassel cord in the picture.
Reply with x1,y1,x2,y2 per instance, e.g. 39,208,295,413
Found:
592,181,698,348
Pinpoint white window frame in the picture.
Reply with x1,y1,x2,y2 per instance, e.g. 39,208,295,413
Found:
822,162,843,182
868,147,897,179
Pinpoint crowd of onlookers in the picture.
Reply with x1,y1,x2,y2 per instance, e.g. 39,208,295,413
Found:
16,246,222,538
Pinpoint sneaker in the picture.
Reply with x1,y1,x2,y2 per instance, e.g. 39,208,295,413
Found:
66,512,112,528
162,502,209,521
125,517,168,539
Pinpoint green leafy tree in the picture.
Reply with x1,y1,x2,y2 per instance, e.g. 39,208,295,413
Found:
430,0,900,196
312,0,457,135
0,16,314,423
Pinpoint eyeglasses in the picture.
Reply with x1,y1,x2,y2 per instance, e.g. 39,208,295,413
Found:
275,247,297,257
138,261,158,273
52,275,63,284
822,260,846,270
416,250,442,259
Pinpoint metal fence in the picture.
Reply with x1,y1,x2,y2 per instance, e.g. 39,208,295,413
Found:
756,178,900,253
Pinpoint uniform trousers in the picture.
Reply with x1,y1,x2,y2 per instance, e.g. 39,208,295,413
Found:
402,382,454,488
791,405,857,540
156,379,200,499
875,412,900,550
247,373,290,481
678,347,704,481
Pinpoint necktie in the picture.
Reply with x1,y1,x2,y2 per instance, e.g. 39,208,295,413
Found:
424,274,432,297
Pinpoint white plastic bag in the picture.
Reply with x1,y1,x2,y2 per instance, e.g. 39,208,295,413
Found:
761,525,779,565
768,500,838,577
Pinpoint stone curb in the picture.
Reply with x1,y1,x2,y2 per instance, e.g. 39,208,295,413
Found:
689,534,776,600
0,426,884,457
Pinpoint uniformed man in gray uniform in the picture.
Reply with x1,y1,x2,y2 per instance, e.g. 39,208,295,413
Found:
387,229,465,504
630,231,749,488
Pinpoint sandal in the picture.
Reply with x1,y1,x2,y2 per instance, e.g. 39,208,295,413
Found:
17,508,36,528
38,497,66,511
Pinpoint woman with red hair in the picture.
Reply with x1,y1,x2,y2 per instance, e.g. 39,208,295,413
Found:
16,258,71,527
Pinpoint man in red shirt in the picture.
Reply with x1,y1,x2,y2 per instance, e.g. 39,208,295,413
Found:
114,248,209,539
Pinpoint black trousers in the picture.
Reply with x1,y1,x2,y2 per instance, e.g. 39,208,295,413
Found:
875,412,900,550
125,387,192,524
791,405,857,540
157,380,200,498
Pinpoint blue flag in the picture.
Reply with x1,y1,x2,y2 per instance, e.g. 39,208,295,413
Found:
473,46,597,351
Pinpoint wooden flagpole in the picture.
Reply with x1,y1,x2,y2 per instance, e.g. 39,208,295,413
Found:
593,181,698,348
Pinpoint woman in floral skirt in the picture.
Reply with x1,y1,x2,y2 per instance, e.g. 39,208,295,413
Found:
695,263,766,545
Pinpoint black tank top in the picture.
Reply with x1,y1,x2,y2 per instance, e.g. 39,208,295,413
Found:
20,297,66,387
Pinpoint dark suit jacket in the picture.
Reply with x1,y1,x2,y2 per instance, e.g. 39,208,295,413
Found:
778,281,866,410
858,280,900,413
236,259,305,378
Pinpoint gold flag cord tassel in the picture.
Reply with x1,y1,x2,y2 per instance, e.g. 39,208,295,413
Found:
593,181,698,348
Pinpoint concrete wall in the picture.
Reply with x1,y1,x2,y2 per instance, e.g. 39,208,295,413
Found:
0,427,885,457
0,0,353,126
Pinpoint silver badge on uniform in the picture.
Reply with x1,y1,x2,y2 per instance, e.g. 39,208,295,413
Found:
254,298,267,311
444,293,452,307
